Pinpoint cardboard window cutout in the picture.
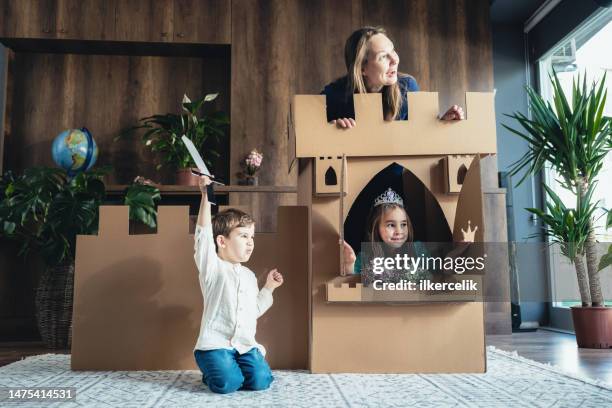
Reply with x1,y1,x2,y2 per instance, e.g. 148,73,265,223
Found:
324,166,337,185
343,162,452,257
457,163,468,185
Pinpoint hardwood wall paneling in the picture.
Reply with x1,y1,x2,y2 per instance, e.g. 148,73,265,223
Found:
230,0,300,232
4,52,229,184
5,52,63,171
0,0,57,38
295,0,362,94
115,0,174,43
174,0,231,44
463,0,494,93
55,0,116,40
361,0,493,113
199,54,231,182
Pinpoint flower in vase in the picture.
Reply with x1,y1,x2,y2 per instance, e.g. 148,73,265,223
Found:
244,149,263,176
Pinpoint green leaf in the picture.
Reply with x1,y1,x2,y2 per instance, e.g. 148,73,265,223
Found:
204,93,218,102
2,221,16,234
598,245,612,272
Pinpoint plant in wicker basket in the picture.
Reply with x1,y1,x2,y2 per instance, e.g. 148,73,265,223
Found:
0,168,160,348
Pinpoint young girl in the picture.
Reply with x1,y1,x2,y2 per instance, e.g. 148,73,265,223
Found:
342,188,430,286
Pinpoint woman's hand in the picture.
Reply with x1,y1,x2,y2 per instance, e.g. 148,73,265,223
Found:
330,118,356,129
439,105,465,121
264,268,284,291
340,240,356,276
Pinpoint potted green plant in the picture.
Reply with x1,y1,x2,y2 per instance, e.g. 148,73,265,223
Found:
0,167,161,348
504,72,612,347
119,93,229,186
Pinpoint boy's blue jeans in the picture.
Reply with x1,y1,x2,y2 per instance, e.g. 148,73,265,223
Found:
194,347,274,394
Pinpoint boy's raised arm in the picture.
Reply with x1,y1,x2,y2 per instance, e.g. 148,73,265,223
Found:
194,176,218,282
197,176,212,227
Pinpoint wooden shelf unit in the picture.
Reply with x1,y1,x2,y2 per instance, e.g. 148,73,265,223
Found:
105,184,298,196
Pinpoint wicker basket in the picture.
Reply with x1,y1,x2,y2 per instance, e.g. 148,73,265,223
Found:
34,262,74,349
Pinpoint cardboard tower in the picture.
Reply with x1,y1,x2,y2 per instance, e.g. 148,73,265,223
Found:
290,91,497,373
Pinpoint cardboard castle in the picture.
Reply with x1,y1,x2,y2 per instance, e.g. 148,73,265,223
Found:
72,90,501,374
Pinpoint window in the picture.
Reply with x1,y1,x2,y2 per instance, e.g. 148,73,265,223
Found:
538,7,612,308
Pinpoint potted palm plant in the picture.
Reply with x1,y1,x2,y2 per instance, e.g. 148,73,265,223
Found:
504,72,612,347
0,167,160,348
119,93,229,186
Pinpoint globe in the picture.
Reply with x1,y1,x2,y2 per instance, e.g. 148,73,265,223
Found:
51,128,98,175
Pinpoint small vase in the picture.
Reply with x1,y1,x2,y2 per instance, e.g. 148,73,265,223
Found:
245,175,258,186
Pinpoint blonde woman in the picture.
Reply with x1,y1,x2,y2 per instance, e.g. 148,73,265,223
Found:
322,26,464,128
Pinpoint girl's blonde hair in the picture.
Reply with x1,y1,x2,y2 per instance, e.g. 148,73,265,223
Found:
344,26,408,121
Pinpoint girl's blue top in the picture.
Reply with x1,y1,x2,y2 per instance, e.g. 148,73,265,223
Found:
321,75,419,122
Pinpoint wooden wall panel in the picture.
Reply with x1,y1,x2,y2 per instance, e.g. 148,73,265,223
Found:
4,52,230,184
55,0,116,40
230,0,301,231
230,0,494,231
361,0,493,113
115,0,174,43
0,0,56,38
295,0,362,94
174,0,231,44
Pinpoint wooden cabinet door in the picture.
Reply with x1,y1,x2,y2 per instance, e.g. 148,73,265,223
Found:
0,0,57,38
55,0,116,40
115,0,173,42
173,0,230,44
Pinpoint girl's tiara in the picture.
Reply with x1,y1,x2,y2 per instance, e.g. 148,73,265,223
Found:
374,188,404,207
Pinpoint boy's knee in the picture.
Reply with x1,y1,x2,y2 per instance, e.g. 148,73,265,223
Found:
207,372,244,394
246,368,274,391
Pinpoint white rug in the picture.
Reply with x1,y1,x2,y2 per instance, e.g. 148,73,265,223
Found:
0,346,610,407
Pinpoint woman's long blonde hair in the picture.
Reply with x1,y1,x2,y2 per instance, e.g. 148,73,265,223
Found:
344,26,407,121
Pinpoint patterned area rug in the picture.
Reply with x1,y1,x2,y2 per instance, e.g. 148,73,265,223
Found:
0,346,610,407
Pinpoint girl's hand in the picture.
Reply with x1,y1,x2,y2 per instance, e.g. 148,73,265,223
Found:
340,241,356,276
197,173,212,195
439,105,465,121
265,268,284,290
330,118,356,129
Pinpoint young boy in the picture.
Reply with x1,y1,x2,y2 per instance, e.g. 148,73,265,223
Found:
193,176,284,394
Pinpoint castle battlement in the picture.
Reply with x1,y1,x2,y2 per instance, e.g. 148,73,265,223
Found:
290,92,496,160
